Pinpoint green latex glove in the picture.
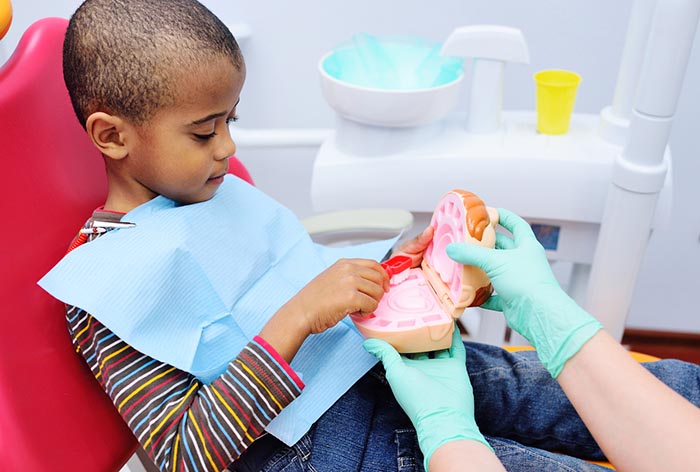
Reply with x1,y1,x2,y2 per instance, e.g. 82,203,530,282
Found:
446,208,602,378
363,327,491,471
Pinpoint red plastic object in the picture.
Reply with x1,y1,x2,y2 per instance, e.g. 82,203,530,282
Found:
228,154,255,185
0,18,256,471
381,254,412,278
0,18,135,471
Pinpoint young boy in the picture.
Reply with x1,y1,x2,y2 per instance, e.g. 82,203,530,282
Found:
43,1,700,471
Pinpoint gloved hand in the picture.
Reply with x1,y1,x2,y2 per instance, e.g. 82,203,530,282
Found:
446,208,602,378
363,327,491,470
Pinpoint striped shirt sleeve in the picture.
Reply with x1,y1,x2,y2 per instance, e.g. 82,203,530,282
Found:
66,305,304,472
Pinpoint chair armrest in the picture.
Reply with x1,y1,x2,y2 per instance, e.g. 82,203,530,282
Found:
301,209,414,246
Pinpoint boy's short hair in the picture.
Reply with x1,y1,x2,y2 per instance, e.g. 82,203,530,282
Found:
63,0,243,128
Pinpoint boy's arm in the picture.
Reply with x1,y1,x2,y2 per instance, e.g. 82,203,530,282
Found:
67,306,303,472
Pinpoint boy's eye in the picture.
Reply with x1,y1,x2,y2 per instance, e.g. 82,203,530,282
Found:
193,116,238,141
193,131,217,141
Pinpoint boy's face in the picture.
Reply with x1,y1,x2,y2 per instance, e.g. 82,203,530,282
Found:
121,58,245,207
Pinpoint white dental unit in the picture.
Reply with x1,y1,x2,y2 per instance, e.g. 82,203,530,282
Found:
233,0,700,344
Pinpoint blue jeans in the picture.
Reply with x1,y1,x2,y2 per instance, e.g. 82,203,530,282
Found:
230,342,700,471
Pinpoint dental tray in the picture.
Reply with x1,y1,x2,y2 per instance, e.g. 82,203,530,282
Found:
351,189,498,353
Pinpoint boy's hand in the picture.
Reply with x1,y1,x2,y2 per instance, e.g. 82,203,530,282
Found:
261,258,388,362
293,258,389,335
392,226,434,268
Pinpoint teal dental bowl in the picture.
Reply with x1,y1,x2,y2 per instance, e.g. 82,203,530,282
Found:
319,37,464,127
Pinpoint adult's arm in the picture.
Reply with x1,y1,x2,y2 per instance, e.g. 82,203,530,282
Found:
447,207,700,471
557,330,700,472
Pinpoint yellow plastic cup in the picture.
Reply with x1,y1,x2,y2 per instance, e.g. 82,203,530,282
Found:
534,70,581,135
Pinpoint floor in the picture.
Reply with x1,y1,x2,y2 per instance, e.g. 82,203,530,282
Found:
622,328,700,364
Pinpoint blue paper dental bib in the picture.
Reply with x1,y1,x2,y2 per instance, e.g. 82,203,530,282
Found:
39,175,396,445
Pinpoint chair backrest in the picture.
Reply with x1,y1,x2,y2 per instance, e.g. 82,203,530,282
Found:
0,17,252,471
0,17,137,471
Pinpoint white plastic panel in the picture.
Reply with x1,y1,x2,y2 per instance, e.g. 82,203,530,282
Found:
635,0,700,117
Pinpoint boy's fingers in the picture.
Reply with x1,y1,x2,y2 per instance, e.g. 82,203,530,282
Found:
347,262,389,290
393,225,434,267
354,278,386,304
416,225,434,245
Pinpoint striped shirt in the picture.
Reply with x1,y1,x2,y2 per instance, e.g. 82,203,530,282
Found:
65,209,304,472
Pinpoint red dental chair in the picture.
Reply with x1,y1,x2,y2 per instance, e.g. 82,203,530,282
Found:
0,14,627,472
0,17,252,471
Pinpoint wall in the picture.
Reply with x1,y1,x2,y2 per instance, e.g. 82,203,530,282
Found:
4,0,699,333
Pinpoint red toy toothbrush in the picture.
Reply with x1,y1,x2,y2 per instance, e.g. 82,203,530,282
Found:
381,254,412,284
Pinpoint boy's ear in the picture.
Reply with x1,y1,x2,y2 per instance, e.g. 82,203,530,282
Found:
85,112,129,160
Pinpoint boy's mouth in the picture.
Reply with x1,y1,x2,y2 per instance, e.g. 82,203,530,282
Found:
208,173,226,184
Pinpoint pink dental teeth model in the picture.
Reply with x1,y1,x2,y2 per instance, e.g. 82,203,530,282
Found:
352,189,498,353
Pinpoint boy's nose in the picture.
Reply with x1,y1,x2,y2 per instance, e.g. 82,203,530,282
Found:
216,135,236,161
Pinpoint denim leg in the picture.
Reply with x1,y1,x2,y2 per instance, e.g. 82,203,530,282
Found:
362,374,423,472
487,436,612,472
465,341,700,461
309,366,423,472
642,358,700,406
307,364,615,472
308,368,377,471
250,345,699,471
465,342,601,459
227,432,314,472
